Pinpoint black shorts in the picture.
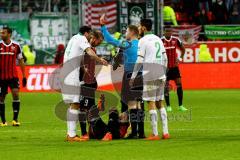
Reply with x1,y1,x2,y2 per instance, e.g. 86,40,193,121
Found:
80,82,98,110
0,78,20,96
121,72,143,103
166,67,181,81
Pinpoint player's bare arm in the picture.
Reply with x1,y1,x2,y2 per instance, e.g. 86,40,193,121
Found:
19,58,27,87
85,47,108,66
180,44,185,59
100,14,106,26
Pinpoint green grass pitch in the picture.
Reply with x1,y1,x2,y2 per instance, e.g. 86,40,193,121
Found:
0,90,240,160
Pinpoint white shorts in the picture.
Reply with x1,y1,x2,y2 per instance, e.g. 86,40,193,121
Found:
61,69,83,104
142,79,166,102
62,94,80,104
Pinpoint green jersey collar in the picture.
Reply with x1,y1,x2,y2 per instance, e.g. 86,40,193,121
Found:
144,31,153,35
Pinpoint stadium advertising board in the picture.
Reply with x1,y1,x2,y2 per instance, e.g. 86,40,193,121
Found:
16,62,240,93
180,42,240,63
17,65,58,92
204,25,240,40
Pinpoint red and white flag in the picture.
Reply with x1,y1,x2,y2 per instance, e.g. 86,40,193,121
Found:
83,1,117,29
171,25,202,45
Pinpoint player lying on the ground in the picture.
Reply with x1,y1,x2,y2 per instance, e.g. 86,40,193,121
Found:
100,14,145,139
130,19,170,140
0,26,27,127
78,30,104,141
62,26,108,142
81,106,129,141
161,28,188,112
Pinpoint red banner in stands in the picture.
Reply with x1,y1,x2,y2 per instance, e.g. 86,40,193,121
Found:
181,42,240,63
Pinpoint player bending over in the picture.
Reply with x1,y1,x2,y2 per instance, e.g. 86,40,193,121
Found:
0,27,26,127
62,26,108,142
130,19,170,140
78,30,104,141
161,28,188,112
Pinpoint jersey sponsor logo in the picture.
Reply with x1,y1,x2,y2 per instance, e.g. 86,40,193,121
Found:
11,46,16,51
171,41,176,45
0,52,14,55
165,46,176,49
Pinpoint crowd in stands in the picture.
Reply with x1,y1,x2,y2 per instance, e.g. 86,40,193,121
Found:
165,0,240,25
0,0,114,14
0,0,78,15
0,0,239,24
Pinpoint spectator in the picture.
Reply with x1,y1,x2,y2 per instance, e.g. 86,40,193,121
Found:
22,45,36,65
163,5,178,26
197,9,209,25
199,0,210,12
52,0,66,12
212,0,228,24
10,0,19,12
229,0,240,24
11,4,19,13
22,0,30,12
183,0,196,23
54,44,65,64
32,0,42,11
0,0,7,13
225,0,234,12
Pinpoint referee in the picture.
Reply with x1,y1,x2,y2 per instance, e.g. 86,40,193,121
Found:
100,15,145,139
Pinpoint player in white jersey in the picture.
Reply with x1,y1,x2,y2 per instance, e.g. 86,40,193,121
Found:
130,19,170,140
62,26,108,142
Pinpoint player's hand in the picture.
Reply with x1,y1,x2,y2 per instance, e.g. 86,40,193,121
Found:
129,79,134,88
22,77,27,87
100,58,108,66
100,14,106,26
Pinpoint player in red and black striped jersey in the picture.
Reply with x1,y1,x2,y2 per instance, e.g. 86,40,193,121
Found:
161,28,188,112
78,30,104,140
0,27,26,127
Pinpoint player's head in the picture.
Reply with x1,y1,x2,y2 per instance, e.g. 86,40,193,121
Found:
79,26,92,41
164,28,172,38
90,30,104,47
139,19,152,36
1,26,12,41
125,25,139,40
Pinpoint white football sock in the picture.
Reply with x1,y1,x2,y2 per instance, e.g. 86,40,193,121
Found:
149,109,158,136
159,107,169,135
67,108,79,137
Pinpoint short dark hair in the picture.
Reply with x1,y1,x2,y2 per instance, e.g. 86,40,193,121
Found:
79,26,92,35
2,26,12,34
164,27,172,32
128,25,139,36
91,30,104,40
140,19,152,31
